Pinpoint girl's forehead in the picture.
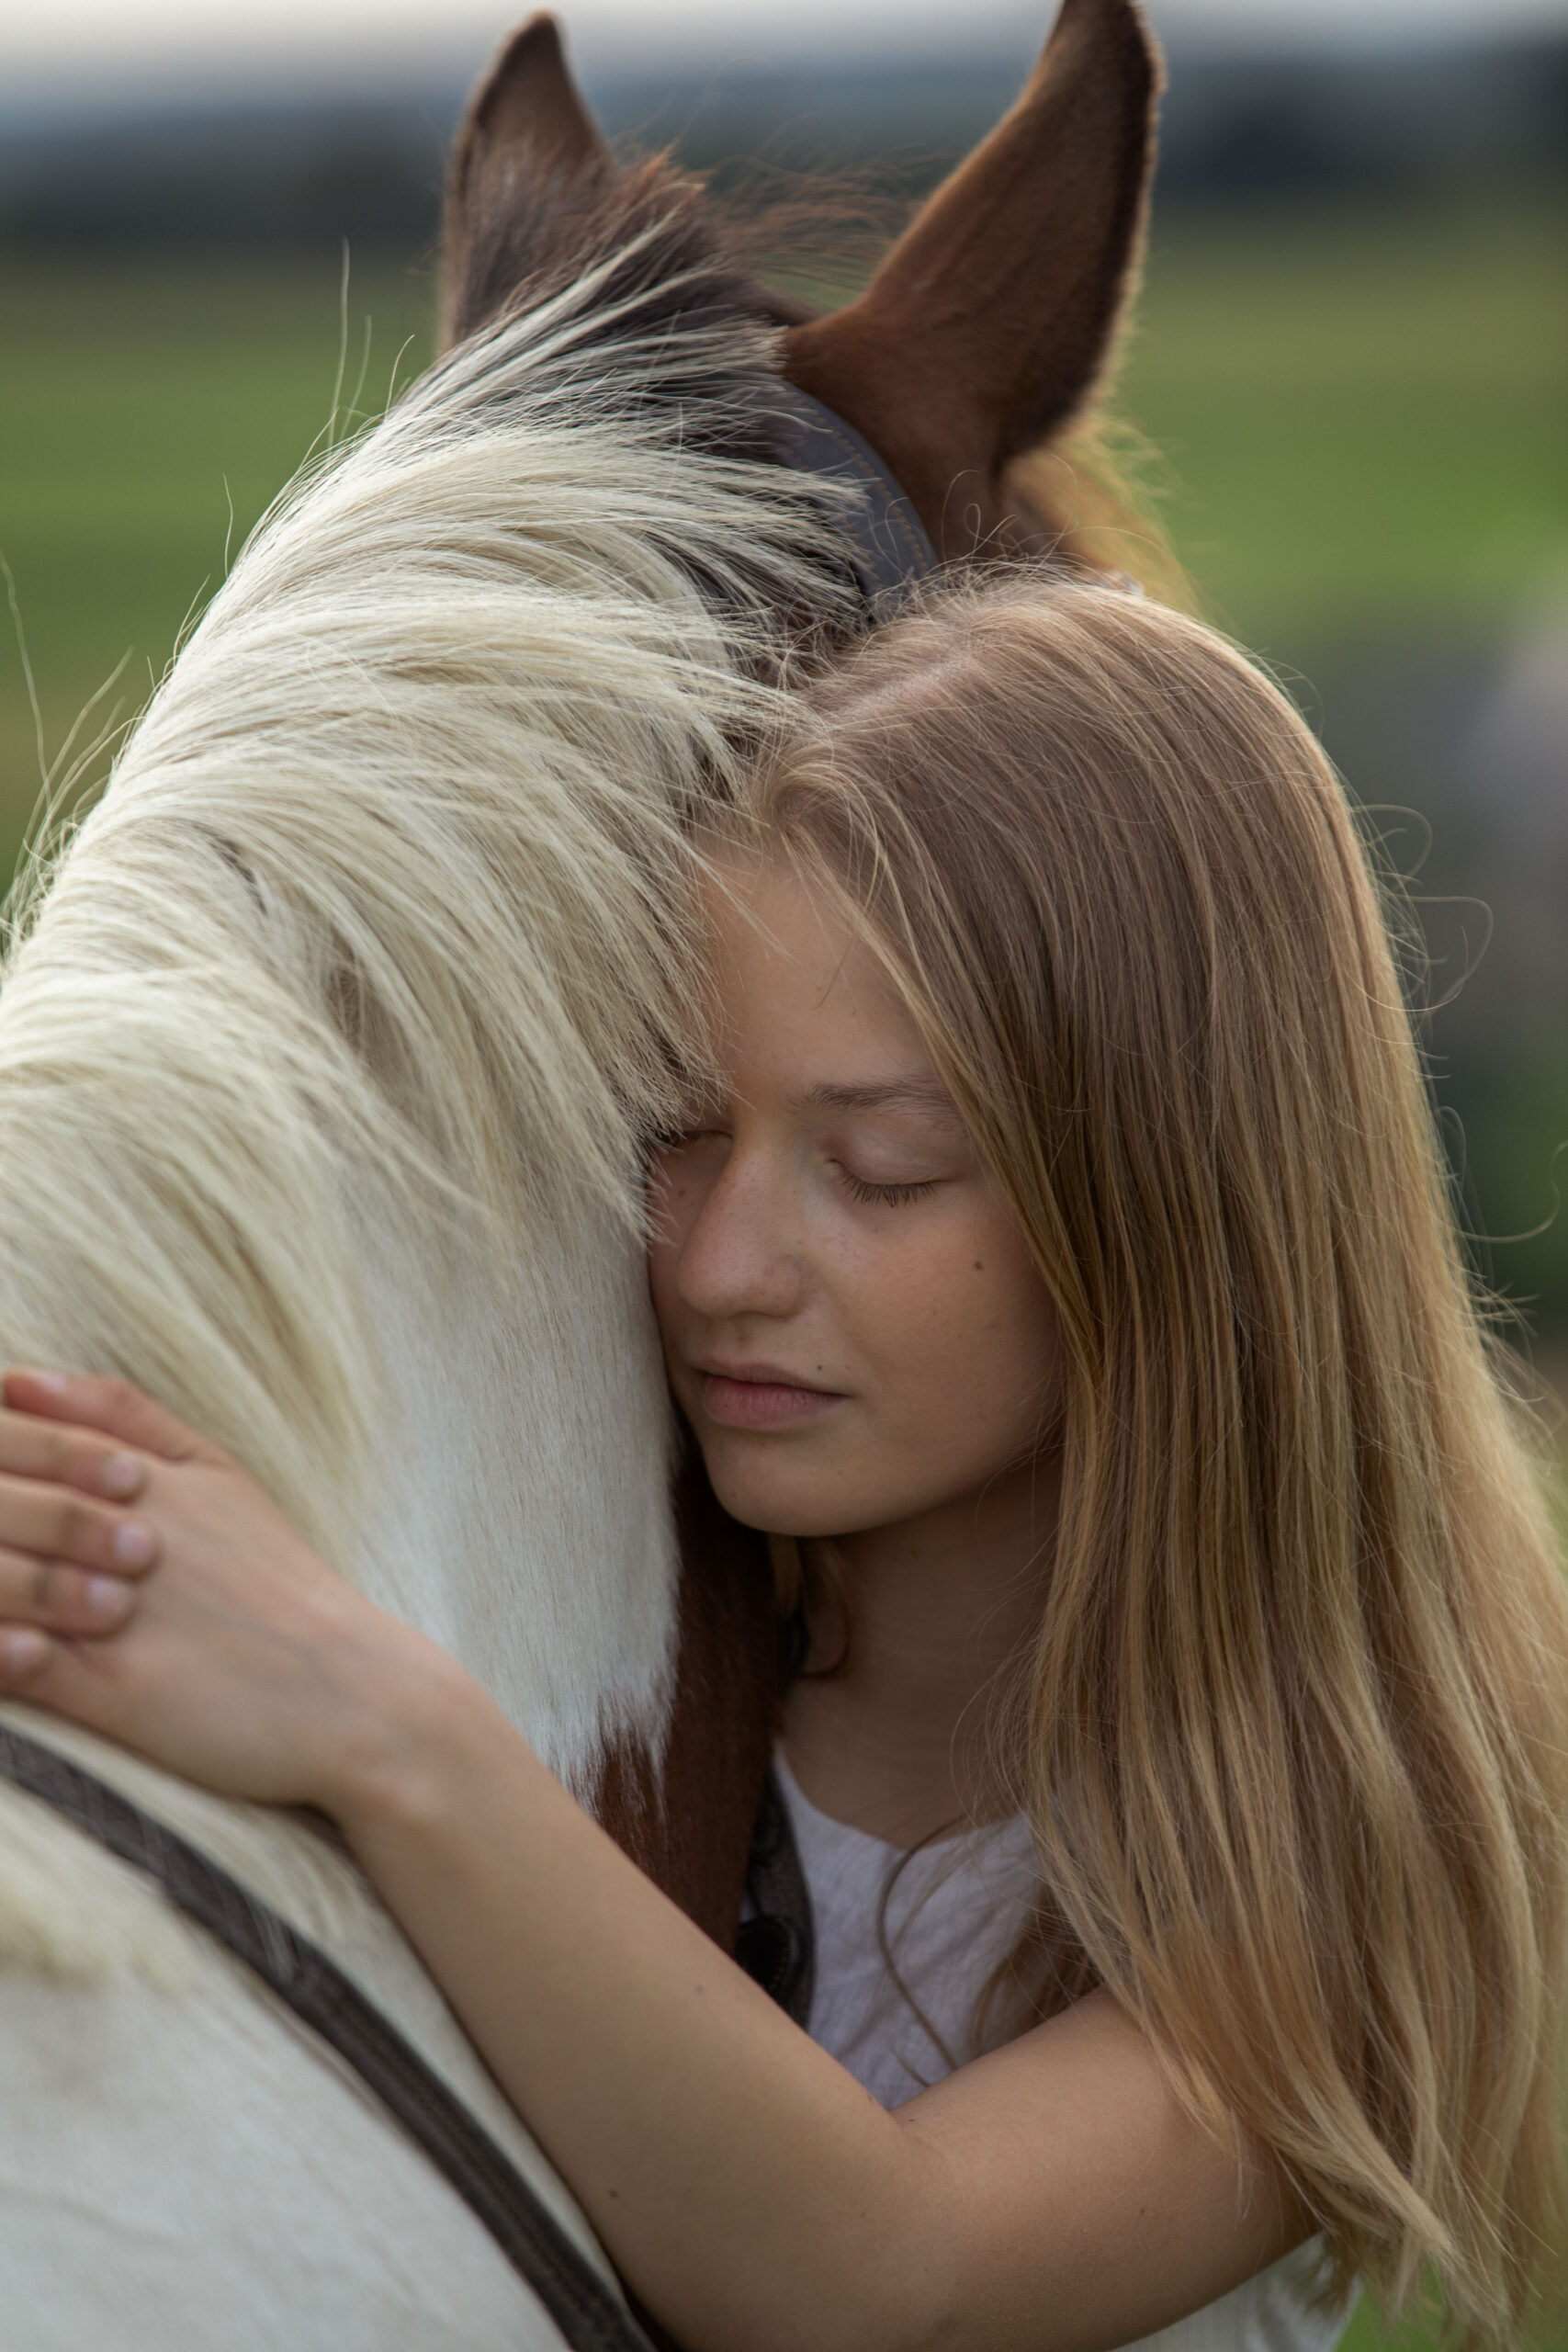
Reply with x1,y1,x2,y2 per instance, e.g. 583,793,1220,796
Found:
704,850,873,975
704,862,908,1029
695,854,966,1128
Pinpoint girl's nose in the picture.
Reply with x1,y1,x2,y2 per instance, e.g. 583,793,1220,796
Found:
674,1150,805,1324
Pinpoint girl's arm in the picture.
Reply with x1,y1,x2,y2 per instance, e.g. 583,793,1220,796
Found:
0,1372,1305,2352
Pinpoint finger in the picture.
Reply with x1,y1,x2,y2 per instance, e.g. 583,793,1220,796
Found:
3,1372,205,1464
0,1552,138,1633
0,1626,52,1683
0,1626,139,1739
0,1624,147,1753
0,1406,146,1502
0,1476,157,1576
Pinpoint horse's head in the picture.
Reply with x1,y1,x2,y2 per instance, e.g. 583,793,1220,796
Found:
0,8,1166,1991
421,4,1164,1940
443,1,1161,575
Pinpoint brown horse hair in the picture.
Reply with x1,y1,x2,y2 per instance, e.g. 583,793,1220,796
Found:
446,127,1190,611
1008,407,1193,610
728,573,1568,2347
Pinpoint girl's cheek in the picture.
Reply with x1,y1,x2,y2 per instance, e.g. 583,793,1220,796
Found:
844,1250,972,1405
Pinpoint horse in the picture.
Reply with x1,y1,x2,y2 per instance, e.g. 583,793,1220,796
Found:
0,5,1162,2344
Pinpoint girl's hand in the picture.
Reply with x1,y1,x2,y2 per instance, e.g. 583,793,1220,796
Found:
0,1369,434,1812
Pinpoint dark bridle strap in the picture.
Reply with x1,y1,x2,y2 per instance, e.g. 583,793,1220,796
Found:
735,1770,815,2029
0,1722,655,2352
765,382,938,611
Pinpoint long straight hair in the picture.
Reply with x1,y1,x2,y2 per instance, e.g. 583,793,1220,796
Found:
740,576,1568,2344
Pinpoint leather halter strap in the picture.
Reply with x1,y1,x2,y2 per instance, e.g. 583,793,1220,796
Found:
765,387,1153,609
766,382,938,612
735,1769,815,2028
0,1722,655,2352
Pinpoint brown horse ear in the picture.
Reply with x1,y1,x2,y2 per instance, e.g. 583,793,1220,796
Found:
442,14,613,344
784,0,1160,558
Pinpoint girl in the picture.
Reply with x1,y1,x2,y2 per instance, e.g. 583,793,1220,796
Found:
0,578,1562,2352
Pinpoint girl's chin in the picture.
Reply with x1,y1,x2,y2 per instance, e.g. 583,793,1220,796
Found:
697,1445,894,1544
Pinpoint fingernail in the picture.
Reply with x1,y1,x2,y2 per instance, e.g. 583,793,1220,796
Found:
17,1370,67,1396
112,1521,155,1570
0,1628,49,1677
85,1575,130,1621
100,1454,144,1499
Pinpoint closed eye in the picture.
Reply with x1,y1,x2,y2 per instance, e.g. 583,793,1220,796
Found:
837,1169,940,1208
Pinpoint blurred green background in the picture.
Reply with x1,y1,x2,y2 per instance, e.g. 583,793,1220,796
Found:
0,28,1565,2348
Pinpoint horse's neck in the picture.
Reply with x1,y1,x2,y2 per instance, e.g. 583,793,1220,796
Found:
352,1211,679,1797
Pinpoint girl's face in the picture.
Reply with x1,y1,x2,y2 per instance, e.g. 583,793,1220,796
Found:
648,859,1062,1543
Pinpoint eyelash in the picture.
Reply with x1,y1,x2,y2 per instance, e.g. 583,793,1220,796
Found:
838,1170,939,1209
652,1135,937,1211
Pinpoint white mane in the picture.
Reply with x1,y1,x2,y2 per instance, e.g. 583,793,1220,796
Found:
0,235,847,1973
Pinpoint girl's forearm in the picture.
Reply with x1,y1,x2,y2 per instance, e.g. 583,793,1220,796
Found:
322,1639,957,2352
0,1378,1296,2351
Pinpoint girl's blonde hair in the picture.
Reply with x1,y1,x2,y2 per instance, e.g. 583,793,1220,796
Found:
740,576,1568,2345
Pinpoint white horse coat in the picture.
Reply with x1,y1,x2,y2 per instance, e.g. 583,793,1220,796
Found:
0,231,847,2346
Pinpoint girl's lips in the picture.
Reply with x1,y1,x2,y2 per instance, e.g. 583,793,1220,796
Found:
697,1373,842,1431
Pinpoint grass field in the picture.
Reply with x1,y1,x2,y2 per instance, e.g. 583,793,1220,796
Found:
0,254,438,836
1,200,1566,2352
1123,198,1568,644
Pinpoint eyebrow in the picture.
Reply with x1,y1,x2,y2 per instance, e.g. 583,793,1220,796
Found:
792,1079,961,1117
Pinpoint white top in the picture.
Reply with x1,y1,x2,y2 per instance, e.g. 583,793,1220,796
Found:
773,1752,1357,2352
